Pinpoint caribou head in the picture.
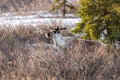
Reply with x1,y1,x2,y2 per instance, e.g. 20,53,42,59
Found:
45,26,68,47
46,26,67,38
45,26,83,48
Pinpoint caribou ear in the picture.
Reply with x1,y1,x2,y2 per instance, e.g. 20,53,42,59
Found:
50,27,54,31
45,32,51,38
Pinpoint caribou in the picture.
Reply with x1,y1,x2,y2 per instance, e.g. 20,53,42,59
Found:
45,26,82,48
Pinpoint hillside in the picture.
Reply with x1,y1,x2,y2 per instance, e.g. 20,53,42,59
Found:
0,0,53,13
0,25,119,80
0,0,79,13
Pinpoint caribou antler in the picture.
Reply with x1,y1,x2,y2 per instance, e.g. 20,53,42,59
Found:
56,26,67,31
49,26,67,32
59,27,67,30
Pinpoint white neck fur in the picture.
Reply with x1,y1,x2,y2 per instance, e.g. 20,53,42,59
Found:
53,34,66,47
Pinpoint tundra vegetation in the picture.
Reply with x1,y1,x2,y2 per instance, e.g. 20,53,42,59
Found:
0,25,120,80
0,0,120,80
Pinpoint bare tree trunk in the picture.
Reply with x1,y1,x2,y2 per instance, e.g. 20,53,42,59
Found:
62,0,66,18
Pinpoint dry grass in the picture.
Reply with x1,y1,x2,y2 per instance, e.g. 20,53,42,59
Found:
0,25,120,80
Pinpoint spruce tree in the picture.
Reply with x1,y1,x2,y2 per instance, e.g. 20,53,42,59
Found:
71,0,120,45
51,0,76,18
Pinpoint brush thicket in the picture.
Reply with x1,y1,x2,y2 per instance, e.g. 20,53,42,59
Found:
0,25,119,80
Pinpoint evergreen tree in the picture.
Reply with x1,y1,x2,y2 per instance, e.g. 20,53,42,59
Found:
71,0,120,45
51,0,76,18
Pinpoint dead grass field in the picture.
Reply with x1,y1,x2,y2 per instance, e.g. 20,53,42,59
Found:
0,25,120,80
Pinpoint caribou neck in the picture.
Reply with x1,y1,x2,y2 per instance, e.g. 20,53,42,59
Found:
54,34,66,47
